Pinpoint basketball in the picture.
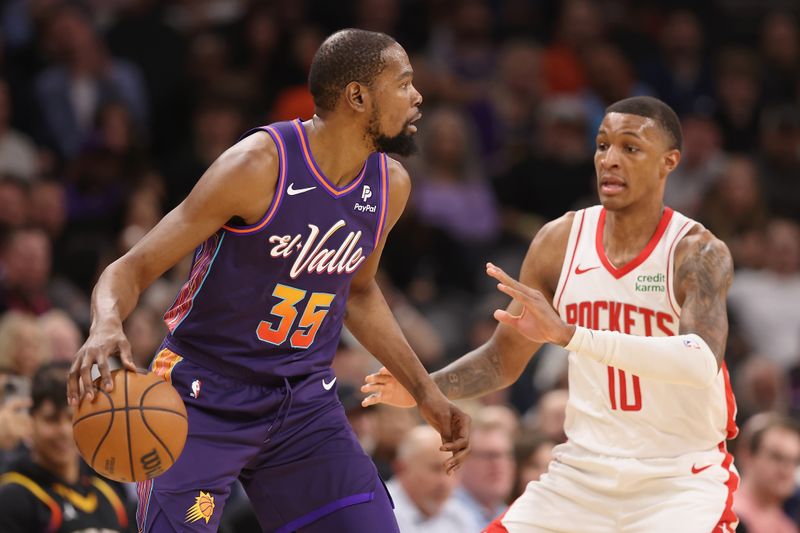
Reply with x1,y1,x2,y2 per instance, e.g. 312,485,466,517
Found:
72,369,188,483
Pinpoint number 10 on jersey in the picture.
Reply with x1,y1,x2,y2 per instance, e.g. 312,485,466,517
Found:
607,367,642,411
257,283,335,349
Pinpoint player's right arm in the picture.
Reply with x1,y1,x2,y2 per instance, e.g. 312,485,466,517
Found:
361,213,573,406
68,132,281,405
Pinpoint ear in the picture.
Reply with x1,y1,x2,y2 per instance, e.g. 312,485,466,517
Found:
345,81,369,113
663,149,681,175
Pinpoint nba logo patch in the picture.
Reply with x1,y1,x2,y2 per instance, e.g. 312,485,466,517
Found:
361,185,372,202
190,379,202,398
683,338,701,350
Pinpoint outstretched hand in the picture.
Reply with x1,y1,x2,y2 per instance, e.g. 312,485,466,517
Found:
362,367,470,474
486,262,574,346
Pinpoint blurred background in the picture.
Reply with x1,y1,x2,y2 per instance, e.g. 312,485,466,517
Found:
0,0,798,531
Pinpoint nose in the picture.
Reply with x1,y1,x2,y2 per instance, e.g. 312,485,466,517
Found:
599,145,621,170
411,83,423,108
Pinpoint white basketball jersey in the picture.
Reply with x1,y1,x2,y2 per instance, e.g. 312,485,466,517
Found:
553,206,737,459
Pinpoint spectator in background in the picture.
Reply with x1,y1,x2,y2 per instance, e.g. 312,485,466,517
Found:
35,3,148,160
0,370,31,472
0,228,52,316
454,415,515,530
38,309,82,363
123,307,164,368
700,155,769,269
757,105,800,223
642,9,714,117
372,404,420,481
728,219,800,369
542,0,603,94
713,47,762,153
734,413,800,533
386,425,473,533
511,432,556,500
760,11,800,104
664,113,725,217
494,96,594,240
0,311,50,379
0,175,29,229
0,79,37,181
734,358,790,424
523,388,569,445
0,362,130,532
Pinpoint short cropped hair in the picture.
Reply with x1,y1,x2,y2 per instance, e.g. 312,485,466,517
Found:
308,28,397,112
31,361,71,413
606,96,682,150
747,414,800,455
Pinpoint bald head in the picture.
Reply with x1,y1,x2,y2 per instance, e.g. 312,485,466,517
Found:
396,425,444,462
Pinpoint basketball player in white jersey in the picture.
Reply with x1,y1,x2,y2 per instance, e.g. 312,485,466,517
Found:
362,96,739,532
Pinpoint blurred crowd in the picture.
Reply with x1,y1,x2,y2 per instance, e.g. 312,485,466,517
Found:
0,0,799,531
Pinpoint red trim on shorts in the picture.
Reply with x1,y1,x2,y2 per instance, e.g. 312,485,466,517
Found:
555,210,586,310
713,441,739,533
665,219,693,317
483,510,509,533
596,207,674,279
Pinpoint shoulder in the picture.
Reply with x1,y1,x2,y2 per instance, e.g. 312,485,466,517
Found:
675,226,733,274
385,156,411,199
674,226,734,292
522,211,577,295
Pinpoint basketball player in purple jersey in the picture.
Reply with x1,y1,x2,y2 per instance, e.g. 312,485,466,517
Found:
67,29,471,532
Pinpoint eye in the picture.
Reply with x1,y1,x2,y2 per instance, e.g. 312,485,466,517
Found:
625,145,639,153
596,142,608,151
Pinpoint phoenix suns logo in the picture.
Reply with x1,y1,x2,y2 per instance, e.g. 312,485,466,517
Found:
185,491,215,524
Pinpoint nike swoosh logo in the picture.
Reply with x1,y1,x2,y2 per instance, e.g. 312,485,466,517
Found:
287,183,317,196
322,377,337,391
574,265,600,275
691,464,712,474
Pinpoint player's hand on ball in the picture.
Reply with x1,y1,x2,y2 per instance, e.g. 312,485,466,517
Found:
487,262,574,346
68,319,138,405
361,367,416,408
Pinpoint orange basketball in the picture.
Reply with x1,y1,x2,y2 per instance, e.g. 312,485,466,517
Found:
72,369,188,483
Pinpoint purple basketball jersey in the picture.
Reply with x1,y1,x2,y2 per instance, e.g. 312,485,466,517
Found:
162,119,389,381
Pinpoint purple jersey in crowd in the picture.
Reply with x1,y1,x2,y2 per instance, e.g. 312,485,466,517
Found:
162,119,389,381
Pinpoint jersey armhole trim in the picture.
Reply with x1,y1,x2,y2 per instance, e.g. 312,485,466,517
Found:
0,472,62,532
374,153,389,248
554,209,586,310
665,219,695,317
222,126,286,234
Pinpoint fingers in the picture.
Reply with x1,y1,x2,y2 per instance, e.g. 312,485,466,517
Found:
493,309,520,328
118,339,137,373
486,262,525,292
98,354,114,393
67,356,82,406
445,446,471,474
79,354,97,403
361,392,382,407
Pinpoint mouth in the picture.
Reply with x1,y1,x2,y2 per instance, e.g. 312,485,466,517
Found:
407,112,422,133
599,174,626,195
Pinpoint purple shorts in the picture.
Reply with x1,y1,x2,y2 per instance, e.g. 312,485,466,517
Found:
136,347,396,532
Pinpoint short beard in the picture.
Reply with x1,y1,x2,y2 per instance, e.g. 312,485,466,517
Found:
367,112,418,156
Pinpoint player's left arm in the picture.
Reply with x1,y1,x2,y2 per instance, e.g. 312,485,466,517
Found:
345,157,470,471
673,228,734,368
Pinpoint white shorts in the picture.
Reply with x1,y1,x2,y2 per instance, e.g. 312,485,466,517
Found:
495,441,738,533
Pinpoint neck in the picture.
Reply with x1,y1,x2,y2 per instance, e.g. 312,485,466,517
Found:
34,451,79,484
602,196,665,265
305,114,373,188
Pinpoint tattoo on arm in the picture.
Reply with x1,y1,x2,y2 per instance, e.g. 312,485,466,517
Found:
677,239,733,364
432,346,505,400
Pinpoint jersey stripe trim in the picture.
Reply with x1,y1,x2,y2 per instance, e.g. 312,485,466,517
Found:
595,207,674,279
721,362,738,439
136,478,154,532
292,119,367,197
222,126,287,234
274,491,374,533
374,153,389,248
665,219,694,317
0,472,62,532
555,210,586,310
150,348,184,383
713,441,740,532
163,232,225,333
